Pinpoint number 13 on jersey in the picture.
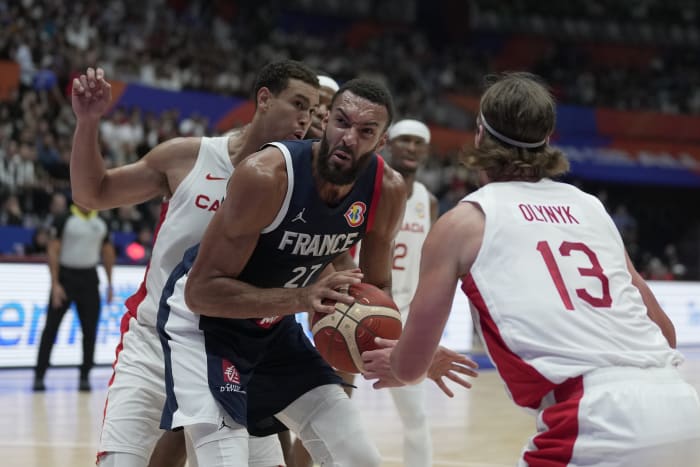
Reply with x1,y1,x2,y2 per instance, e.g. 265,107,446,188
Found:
536,240,613,311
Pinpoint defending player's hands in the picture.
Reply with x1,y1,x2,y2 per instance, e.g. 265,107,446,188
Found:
305,268,363,315
361,338,479,397
361,339,403,388
427,346,479,397
72,67,112,120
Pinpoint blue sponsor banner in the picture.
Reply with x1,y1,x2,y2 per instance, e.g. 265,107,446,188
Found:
0,263,145,367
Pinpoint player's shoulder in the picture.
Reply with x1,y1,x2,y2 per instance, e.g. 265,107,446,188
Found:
380,161,406,194
433,201,485,245
145,136,204,172
233,144,288,186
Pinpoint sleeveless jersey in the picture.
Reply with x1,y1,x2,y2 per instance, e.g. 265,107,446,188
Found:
125,136,233,328
197,139,384,334
392,181,431,316
462,179,683,410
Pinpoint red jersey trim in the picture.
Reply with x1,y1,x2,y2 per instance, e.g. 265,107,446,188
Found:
523,376,582,466
365,155,384,233
461,273,557,409
124,201,170,317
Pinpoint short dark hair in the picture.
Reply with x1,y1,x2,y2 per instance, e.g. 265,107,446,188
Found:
330,78,395,130
253,60,319,98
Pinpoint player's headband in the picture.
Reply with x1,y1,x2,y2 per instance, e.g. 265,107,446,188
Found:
318,75,339,92
388,119,431,143
479,112,547,149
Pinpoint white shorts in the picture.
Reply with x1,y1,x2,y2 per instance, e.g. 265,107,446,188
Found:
98,314,284,466
99,316,167,459
520,366,700,467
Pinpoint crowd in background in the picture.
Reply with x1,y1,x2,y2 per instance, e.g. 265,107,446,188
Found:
0,0,698,280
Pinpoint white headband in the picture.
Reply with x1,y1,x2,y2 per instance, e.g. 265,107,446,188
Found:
388,119,431,143
317,75,339,92
479,112,547,148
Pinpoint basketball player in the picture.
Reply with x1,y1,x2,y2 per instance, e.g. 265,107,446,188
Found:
363,72,700,466
384,118,437,467
306,75,339,139
156,78,411,466
287,72,355,467
70,60,320,467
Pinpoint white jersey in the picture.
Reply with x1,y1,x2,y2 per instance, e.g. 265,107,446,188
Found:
392,181,431,316
462,179,683,410
125,136,233,328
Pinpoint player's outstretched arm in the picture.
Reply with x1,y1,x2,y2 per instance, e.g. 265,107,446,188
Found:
70,67,195,209
363,202,484,388
184,147,362,319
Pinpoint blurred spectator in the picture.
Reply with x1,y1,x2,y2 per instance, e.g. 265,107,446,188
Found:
42,192,68,228
643,256,675,281
24,225,51,256
0,193,24,226
611,204,638,243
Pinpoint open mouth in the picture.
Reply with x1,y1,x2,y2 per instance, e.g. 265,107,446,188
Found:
331,150,351,164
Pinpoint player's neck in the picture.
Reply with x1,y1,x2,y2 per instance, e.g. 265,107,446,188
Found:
316,179,354,207
228,124,264,166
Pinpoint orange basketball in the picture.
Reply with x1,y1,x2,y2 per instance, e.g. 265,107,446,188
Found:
311,282,402,374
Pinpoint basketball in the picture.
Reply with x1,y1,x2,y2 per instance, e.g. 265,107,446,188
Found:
311,282,402,374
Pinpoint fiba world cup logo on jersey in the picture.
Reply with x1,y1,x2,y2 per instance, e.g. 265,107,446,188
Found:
344,201,367,227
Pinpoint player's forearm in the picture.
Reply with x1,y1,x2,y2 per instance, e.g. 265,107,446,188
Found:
184,276,305,319
70,119,107,209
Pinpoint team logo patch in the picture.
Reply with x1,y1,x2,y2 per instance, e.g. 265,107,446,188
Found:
222,359,241,385
344,201,367,227
415,202,426,219
255,315,283,328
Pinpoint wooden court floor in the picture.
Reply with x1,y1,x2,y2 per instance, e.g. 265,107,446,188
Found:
1,349,699,467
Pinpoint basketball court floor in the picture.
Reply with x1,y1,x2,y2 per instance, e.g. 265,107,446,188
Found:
2,348,699,467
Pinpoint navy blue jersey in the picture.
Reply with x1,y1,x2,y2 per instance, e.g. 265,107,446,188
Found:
239,140,383,289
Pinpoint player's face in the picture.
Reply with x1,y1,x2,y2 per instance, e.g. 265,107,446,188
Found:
265,78,320,141
306,86,335,139
317,91,388,185
388,134,429,175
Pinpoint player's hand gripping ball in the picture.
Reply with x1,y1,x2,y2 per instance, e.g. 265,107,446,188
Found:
312,282,402,373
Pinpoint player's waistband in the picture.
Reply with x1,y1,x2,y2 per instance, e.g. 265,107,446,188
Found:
554,366,682,403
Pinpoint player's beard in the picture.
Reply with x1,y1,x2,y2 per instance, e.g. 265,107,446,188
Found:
317,137,374,185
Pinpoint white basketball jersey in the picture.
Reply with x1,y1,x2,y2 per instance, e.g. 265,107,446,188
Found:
392,182,431,317
125,136,233,328
462,179,683,409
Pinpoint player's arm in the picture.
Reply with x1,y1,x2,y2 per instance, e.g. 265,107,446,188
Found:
391,202,484,384
184,147,362,319
358,167,406,295
70,67,196,209
625,252,677,348
428,191,439,227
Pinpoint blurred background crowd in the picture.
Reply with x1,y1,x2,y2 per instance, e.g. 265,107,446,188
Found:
0,0,698,280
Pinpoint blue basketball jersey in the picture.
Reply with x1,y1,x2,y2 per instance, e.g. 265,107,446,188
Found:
239,140,383,288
